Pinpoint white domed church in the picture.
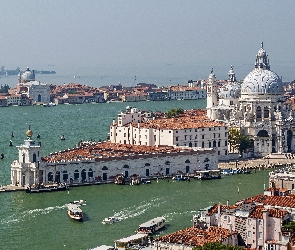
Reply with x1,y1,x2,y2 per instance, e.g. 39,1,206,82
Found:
207,43,295,157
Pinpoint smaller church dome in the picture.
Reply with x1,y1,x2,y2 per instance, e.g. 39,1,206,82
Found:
21,67,35,82
219,82,241,99
208,68,216,80
218,65,241,99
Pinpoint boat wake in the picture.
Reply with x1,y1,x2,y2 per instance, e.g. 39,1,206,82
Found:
1,205,66,224
112,197,167,221
161,210,198,223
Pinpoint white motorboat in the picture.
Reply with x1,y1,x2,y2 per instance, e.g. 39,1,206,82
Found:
102,216,119,224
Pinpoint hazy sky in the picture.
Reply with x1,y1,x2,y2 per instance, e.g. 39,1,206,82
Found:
1,0,295,81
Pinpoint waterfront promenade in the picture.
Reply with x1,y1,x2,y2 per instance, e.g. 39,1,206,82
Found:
2,153,292,193
218,153,295,170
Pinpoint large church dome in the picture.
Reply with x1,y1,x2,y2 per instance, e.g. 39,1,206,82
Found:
21,67,35,82
241,43,284,95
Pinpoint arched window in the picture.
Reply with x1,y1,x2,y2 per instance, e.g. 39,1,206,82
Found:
62,170,68,181
185,159,190,163
88,168,93,178
55,171,60,183
81,169,87,181
213,141,216,147
264,107,269,118
257,130,269,137
48,172,53,182
33,153,37,163
102,166,108,170
74,170,79,179
256,106,262,119
123,164,129,168
145,163,150,166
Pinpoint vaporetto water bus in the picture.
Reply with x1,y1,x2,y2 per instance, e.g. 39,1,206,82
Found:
137,217,165,234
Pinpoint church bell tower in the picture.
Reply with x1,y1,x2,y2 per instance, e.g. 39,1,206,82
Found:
206,68,218,119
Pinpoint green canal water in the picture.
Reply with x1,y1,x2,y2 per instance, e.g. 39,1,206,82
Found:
0,100,270,250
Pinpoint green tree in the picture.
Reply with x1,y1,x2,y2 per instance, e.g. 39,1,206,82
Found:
193,242,243,250
0,84,10,93
167,108,184,117
68,90,78,94
228,127,252,154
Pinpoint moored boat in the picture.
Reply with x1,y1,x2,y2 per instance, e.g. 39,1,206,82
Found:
25,183,68,193
194,170,221,180
67,202,83,221
137,217,165,234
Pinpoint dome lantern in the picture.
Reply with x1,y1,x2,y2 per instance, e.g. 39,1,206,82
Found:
26,125,33,138
241,43,284,95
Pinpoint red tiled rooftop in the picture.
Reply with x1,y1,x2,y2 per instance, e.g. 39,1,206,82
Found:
156,226,236,247
248,205,288,219
119,109,226,130
242,194,295,209
41,141,196,163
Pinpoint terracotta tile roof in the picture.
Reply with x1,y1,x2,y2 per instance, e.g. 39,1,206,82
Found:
156,226,236,247
241,194,295,209
206,204,238,216
41,141,197,163
124,109,226,130
248,205,288,219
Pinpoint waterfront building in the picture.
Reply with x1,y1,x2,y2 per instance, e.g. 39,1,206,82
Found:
147,90,169,101
0,95,8,106
165,85,206,100
110,107,231,161
193,193,295,249
121,92,148,102
51,83,105,104
9,67,51,103
207,43,295,157
10,128,218,187
269,167,295,193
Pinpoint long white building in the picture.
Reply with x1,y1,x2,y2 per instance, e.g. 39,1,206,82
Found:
110,107,230,161
10,128,218,187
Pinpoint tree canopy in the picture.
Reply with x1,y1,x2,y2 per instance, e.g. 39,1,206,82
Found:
193,242,243,250
167,108,184,117
0,84,10,93
228,127,252,154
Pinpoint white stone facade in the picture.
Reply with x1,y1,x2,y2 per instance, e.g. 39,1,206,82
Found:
11,137,218,187
110,108,229,161
207,44,295,157
26,81,51,103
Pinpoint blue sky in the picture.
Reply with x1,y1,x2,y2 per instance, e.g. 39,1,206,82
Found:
1,0,295,81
